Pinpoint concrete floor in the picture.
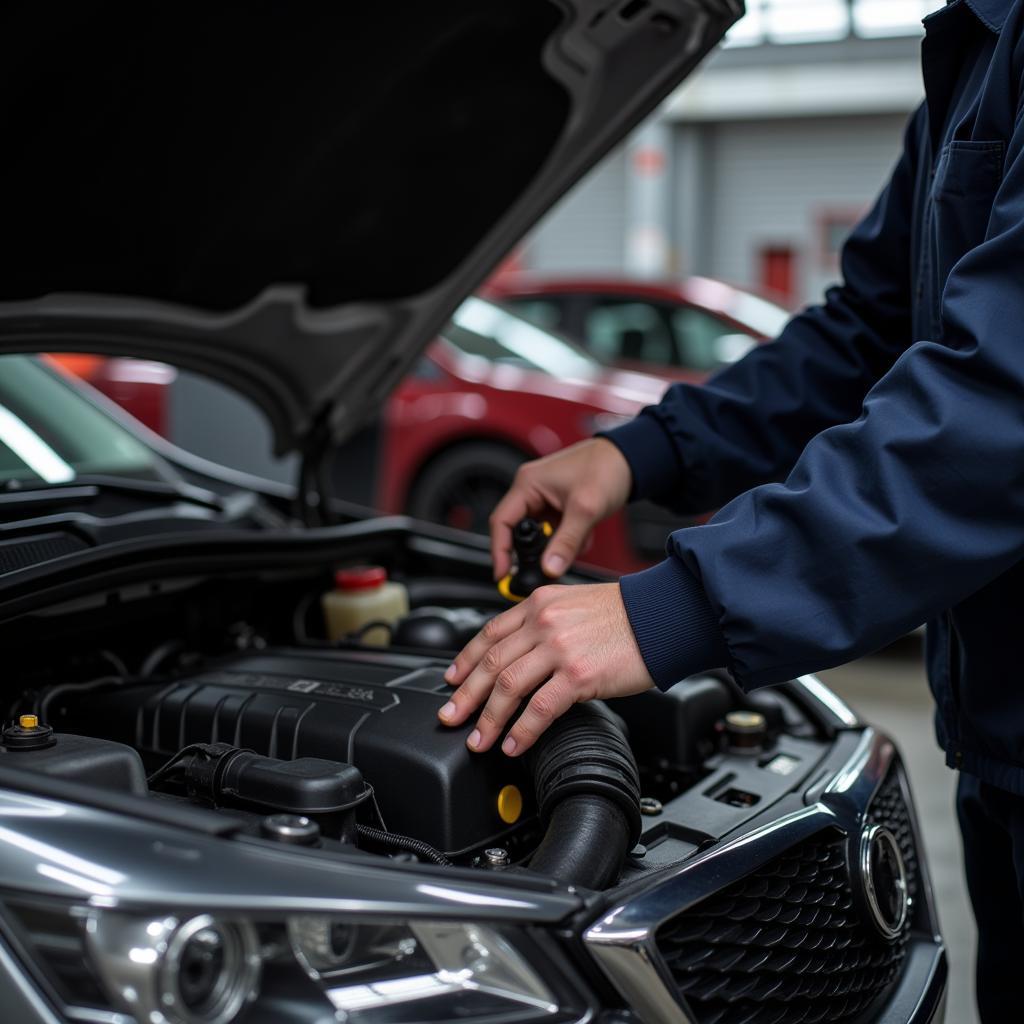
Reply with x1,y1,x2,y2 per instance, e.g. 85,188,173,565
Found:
819,641,977,1024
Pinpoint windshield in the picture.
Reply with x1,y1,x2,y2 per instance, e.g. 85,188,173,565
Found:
0,356,169,485
444,297,599,380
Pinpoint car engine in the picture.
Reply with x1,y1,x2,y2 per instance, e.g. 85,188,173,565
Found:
0,517,940,1024
5,622,839,894
0,518,864,896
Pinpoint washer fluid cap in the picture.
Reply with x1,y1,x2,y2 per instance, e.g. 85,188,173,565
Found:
335,566,387,590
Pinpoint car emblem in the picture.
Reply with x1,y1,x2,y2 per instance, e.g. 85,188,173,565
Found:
856,824,909,940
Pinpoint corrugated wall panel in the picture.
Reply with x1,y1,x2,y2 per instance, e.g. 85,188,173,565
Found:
702,113,909,303
523,146,628,273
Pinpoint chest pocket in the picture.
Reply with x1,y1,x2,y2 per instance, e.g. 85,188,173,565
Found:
929,140,1004,327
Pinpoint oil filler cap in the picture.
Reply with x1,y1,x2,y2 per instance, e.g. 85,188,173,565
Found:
3,714,56,751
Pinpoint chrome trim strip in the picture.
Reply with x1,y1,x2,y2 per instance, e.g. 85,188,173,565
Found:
796,673,860,728
585,944,696,1024
583,728,913,1024
585,805,830,945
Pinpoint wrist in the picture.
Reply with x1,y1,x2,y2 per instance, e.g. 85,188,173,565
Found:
590,437,633,508
618,557,728,691
596,414,679,503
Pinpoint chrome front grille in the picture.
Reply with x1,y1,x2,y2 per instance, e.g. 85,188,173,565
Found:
585,730,933,1024
656,828,907,1023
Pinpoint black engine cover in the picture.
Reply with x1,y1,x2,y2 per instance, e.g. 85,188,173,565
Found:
57,648,535,855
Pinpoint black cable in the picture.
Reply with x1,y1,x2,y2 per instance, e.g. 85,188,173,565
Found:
355,824,452,866
140,640,183,678
98,649,129,677
349,620,393,641
36,675,124,721
292,592,316,644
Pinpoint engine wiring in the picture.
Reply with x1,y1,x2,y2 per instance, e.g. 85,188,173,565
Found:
34,674,125,721
355,824,452,866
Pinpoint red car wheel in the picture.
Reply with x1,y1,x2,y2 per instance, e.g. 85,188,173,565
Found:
408,443,526,536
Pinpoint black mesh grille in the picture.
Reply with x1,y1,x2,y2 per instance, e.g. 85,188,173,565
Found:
0,532,87,574
656,767,917,1024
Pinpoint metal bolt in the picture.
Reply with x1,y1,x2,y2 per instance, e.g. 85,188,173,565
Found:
261,814,320,845
640,797,663,816
483,847,510,867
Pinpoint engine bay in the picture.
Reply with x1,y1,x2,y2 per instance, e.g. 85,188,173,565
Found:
0,521,841,893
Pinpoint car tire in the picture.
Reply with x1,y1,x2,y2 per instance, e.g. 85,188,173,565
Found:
407,443,526,535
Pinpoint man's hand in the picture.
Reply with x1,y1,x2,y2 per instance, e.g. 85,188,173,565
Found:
490,438,632,581
437,582,654,755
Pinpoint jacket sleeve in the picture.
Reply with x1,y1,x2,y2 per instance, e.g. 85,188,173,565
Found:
621,104,1024,692
601,106,923,515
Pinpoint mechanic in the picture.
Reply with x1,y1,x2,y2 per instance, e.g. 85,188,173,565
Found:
438,0,1024,1016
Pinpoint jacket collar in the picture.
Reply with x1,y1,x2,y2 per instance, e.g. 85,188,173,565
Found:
962,0,1012,32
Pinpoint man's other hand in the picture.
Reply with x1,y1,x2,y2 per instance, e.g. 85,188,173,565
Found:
489,438,632,581
437,582,654,756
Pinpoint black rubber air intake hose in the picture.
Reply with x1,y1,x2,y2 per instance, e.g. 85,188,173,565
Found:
526,701,641,890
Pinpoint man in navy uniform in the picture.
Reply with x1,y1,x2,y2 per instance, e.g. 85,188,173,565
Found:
439,2,1024,1016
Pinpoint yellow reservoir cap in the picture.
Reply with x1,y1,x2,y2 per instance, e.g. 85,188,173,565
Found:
497,784,523,824
18,715,39,730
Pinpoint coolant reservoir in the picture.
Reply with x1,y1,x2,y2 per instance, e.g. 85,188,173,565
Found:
321,566,409,646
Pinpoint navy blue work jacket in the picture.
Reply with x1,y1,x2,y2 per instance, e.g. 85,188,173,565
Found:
605,0,1024,794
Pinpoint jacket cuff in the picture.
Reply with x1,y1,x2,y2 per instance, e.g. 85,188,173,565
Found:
619,557,728,691
597,413,679,502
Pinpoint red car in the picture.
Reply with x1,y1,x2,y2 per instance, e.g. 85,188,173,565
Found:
483,273,790,382
54,298,678,575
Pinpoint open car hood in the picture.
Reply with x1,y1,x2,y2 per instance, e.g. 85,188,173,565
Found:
0,1,740,456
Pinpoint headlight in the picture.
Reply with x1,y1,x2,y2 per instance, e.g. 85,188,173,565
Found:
3,900,562,1024
85,911,261,1024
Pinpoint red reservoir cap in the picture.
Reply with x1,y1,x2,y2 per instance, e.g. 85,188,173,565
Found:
335,566,387,591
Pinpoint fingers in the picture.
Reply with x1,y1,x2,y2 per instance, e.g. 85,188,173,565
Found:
466,647,556,752
542,493,599,577
444,604,526,688
438,627,537,730
501,675,575,756
488,488,530,582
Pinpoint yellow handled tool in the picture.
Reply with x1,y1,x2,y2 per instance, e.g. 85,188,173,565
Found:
497,518,552,602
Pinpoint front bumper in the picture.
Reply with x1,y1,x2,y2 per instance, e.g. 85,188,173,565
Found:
0,727,945,1024
583,727,946,1024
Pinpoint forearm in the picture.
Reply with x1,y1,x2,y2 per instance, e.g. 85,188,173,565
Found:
602,107,923,514
620,125,1024,691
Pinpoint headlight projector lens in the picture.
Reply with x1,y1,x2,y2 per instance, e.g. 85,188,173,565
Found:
86,911,261,1024
160,916,261,1024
